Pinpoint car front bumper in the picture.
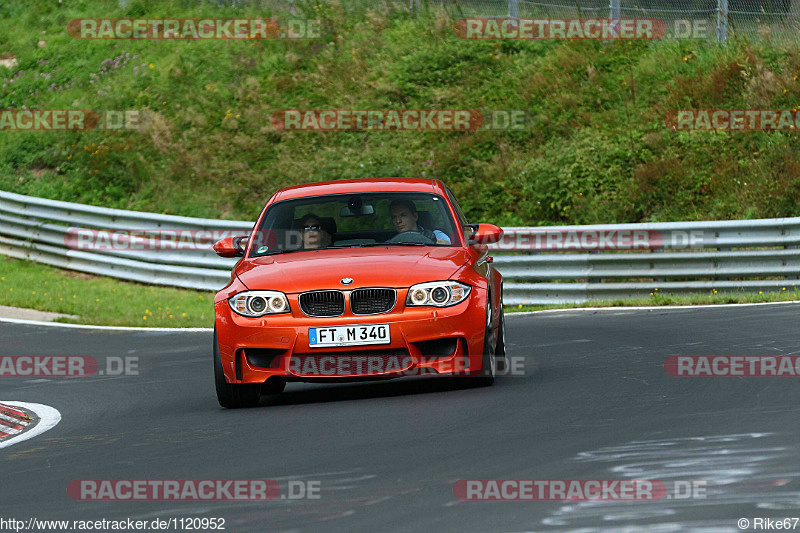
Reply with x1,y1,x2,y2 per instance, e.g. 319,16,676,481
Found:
215,288,488,383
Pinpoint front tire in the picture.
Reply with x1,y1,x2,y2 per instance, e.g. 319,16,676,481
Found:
468,296,497,387
495,305,507,373
260,377,286,396
214,329,261,408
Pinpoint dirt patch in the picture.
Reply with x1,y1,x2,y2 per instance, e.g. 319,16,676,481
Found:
0,305,79,322
61,270,99,281
0,54,18,69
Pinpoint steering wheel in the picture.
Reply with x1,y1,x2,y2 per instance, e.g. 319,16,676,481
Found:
387,231,436,244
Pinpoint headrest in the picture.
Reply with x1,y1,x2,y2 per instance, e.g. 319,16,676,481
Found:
319,216,337,235
416,210,434,230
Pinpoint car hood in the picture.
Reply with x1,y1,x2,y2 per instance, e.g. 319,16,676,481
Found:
235,247,471,293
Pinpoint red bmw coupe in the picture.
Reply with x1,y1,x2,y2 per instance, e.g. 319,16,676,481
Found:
212,178,505,408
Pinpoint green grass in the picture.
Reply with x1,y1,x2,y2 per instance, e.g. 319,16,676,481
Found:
1,1,800,225
0,256,214,327
506,286,800,313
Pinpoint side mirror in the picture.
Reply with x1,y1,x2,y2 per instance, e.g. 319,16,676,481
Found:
468,224,504,245
213,236,247,258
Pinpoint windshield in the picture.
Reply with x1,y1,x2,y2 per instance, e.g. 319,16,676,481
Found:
248,192,458,257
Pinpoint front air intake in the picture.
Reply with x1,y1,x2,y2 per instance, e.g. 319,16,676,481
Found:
299,290,345,317
350,288,396,315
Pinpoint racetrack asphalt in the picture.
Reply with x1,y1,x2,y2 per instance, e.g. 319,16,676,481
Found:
1,303,799,532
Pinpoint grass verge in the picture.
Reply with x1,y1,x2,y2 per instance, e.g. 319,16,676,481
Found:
506,286,800,313
2,255,798,327
0,256,214,327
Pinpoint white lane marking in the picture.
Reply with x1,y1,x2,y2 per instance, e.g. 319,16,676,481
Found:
507,299,800,317
542,432,790,528
269,470,359,481
532,339,592,348
365,496,393,506
4,299,798,330
0,316,211,332
0,402,61,449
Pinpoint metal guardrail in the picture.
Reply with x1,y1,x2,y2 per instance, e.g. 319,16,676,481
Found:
0,190,245,291
1,190,799,303
494,220,800,304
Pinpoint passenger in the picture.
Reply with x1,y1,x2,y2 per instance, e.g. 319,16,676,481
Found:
299,213,332,249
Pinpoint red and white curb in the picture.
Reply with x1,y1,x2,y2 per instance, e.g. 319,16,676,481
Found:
0,401,61,449
0,402,31,439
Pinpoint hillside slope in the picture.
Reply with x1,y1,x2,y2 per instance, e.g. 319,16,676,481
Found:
1,0,799,225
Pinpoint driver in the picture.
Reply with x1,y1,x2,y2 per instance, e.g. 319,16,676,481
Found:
389,199,451,244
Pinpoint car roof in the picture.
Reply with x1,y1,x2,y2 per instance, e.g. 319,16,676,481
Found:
273,178,445,201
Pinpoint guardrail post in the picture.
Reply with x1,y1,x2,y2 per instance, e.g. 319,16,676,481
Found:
588,249,601,284
717,0,729,43
610,0,621,22
652,247,666,282
786,244,799,280
717,245,730,280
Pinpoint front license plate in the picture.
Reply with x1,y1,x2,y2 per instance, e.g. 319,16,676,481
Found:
309,324,391,348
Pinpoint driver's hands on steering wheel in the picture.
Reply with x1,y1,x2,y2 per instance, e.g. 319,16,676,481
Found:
387,229,436,244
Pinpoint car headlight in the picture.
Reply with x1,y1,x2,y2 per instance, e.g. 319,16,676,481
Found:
406,281,471,308
229,290,290,317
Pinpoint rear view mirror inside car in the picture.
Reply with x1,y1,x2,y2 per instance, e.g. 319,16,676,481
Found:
339,204,375,217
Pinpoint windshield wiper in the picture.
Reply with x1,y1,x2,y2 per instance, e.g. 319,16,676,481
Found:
252,249,292,256
253,243,429,256
357,242,428,247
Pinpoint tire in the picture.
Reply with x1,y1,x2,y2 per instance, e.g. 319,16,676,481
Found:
260,377,286,396
468,295,497,387
214,329,261,408
495,305,508,373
